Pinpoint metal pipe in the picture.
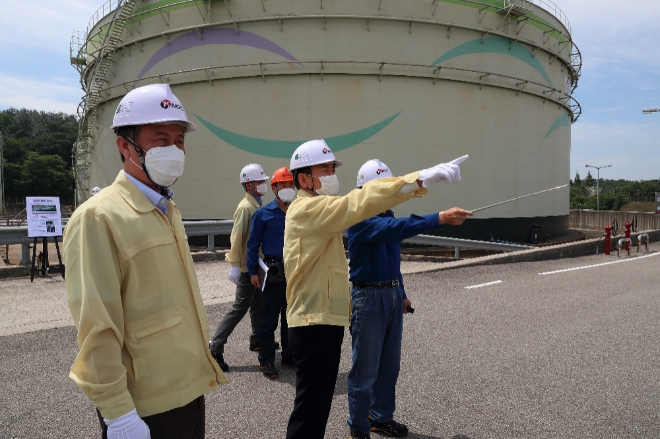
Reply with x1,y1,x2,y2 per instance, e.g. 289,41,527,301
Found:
471,184,569,213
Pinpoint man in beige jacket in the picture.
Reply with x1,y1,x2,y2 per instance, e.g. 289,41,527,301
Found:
64,84,226,439
208,163,269,372
283,139,468,439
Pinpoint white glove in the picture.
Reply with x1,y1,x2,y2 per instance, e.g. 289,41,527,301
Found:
418,155,468,187
228,266,241,284
104,409,150,439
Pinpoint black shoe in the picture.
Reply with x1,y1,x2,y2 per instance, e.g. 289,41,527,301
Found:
349,430,370,439
260,362,278,379
210,349,229,372
281,356,297,369
249,341,281,352
369,420,408,437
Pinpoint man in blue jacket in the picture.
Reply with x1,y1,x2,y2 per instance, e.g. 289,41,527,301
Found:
347,159,473,439
247,167,298,380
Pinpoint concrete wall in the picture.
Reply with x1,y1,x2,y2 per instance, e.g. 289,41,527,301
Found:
569,210,660,231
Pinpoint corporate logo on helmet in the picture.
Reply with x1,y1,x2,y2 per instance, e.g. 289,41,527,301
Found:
115,102,133,114
322,147,333,154
294,152,309,162
376,168,389,175
160,99,184,110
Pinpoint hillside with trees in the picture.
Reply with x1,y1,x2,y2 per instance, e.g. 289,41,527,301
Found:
570,170,660,212
0,108,77,205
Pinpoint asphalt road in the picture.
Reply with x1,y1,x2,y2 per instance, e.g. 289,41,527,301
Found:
1,252,659,438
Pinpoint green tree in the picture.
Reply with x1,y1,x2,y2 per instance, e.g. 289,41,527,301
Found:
0,108,78,203
584,171,594,188
19,152,74,203
573,170,581,187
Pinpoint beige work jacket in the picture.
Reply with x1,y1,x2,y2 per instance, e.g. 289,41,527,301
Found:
63,171,227,420
284,172,427,328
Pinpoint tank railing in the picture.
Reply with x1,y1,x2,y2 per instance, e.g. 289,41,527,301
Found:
78,12,580,86
463,0,571,35
458,0,580,82
84,59,580,122
82,0,123,43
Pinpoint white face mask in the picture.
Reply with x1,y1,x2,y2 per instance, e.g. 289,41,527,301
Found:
131,145,185,187
315,174,339,196
256,183,268,196
277,188,297,203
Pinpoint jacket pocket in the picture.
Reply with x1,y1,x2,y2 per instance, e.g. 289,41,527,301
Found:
327,266,351,316
124,306,200,401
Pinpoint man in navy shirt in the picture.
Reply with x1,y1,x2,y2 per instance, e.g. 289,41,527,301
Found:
347,159,473,438
247,167,298,379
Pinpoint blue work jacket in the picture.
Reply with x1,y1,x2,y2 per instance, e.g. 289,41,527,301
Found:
347,210,440,298
246,198,286,276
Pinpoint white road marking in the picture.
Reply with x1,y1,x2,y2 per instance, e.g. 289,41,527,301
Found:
465,280,504,289
539,252,660,275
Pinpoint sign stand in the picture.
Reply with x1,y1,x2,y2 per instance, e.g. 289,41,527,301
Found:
30,236,65,282
25,197,65,282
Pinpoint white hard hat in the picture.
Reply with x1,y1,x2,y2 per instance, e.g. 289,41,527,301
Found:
240,164,269,183
111,83,197,132
356,159,393,187
289,139,343,171
91,187,101,196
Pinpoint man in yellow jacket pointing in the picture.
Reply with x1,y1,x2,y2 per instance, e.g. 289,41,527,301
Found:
283,139,467,439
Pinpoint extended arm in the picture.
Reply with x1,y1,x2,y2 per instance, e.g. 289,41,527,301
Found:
350,213,440,244
290,172,427,237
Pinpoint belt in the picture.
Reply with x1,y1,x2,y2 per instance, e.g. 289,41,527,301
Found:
352,279,400,289
264,255,283,263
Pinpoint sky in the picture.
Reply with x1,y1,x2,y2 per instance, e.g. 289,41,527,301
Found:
0,0,658,181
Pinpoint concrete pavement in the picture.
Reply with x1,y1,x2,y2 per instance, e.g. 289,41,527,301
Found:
1,254,659,438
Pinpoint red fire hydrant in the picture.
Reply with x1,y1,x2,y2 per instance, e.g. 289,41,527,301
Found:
624,222,632,251
604,225,612,255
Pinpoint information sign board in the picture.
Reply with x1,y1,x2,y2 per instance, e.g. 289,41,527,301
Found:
26,197,63,238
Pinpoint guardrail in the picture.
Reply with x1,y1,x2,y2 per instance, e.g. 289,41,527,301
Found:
1,220,532,266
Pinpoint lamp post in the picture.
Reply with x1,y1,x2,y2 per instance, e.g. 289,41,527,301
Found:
585,164,612,210
643,108,660,114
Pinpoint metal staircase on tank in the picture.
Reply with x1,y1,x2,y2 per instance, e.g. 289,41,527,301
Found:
71,0,140,206
497,0,533,17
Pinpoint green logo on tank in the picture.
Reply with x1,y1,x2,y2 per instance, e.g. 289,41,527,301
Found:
195,112,402,159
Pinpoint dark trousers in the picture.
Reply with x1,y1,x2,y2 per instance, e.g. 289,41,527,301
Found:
209,272,263,353
286,325,345,439
258,281,291,364
98,396,205,439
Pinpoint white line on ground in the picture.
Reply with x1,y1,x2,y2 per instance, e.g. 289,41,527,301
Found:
465,280,504,289
539,252,660,275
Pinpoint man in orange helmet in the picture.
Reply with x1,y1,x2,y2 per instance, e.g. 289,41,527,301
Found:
246,167,298,379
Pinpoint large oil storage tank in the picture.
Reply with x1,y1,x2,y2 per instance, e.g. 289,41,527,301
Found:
70,0,581,243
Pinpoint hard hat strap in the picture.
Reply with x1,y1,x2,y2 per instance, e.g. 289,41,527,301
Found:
120,134,172,199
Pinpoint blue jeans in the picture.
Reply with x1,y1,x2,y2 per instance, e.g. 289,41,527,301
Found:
258,281,291,364
347,285,404,434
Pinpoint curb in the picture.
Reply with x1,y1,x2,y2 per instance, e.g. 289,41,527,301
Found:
421,229,660,272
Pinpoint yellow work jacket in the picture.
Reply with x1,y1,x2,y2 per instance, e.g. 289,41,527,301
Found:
63,171,227,421
225,193,261,273
284,172,427,327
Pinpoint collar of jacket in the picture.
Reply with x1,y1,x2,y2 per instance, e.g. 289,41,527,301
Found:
296,190,316,200
113,171,170,213
245,192,262,209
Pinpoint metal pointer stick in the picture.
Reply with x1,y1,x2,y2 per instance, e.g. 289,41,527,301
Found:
470,184,569,213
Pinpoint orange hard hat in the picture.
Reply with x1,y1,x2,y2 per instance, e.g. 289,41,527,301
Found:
271,167,294,186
